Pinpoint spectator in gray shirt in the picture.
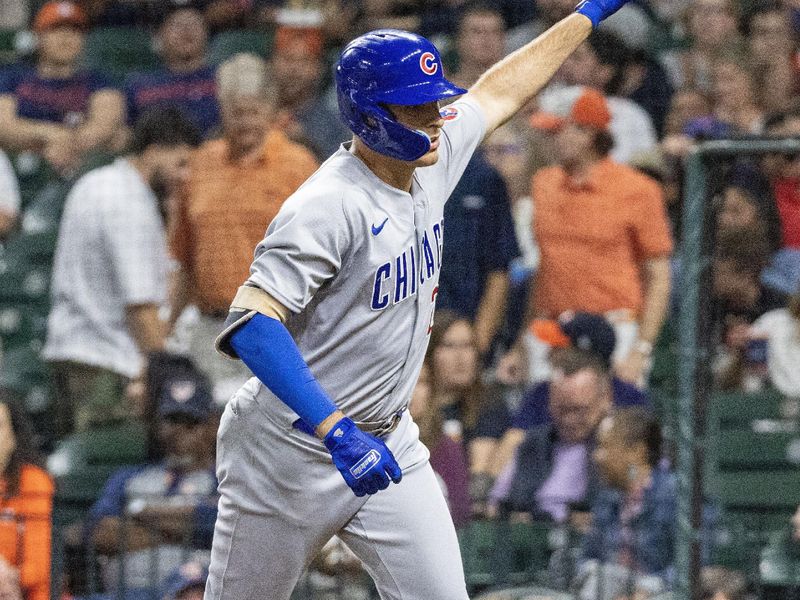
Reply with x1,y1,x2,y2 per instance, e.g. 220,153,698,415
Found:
43,108,200,439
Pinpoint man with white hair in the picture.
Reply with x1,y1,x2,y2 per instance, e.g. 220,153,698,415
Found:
169,53,318,403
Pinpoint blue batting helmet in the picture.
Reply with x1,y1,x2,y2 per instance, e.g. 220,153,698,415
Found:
336,29,467,162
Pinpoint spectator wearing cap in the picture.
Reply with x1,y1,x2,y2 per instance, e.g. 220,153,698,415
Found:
526,88,673,388
490,313,649,485
169,54,317,403
0,1,125,174
86,371,218,596
491,342,615,523
270,24,350,159
160,560,208,600
43,109,200,439
124,4,220,138
533,31,658,164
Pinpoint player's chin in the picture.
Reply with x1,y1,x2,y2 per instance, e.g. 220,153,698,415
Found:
413,148,440,167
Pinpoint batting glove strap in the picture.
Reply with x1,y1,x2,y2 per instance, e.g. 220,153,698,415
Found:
324,417,403,497
575,0,627,27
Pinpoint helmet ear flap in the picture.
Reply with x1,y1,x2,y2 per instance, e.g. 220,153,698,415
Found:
346,96,431,161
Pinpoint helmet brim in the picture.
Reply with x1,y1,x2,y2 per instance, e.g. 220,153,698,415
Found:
373,79,468,106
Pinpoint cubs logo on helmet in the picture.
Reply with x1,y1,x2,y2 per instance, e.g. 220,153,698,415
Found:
419,52,438,75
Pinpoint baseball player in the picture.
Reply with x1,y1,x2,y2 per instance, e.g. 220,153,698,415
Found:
205,2,629,599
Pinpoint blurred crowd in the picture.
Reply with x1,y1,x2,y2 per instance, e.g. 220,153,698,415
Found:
0,0,799,599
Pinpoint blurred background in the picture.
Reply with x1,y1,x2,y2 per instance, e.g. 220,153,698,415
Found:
0,0,799,598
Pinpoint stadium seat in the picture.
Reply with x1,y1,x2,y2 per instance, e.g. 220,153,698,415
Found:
649,387,677,444
714,430,800,470
20,181,68,234
499,521,553,585
0,29,17,63
0,304,48,352
458,519,554,593
83,27,160,85
49,421,148,473
459,520,497,591
709,471,800,510
10,152,60,211
712,512,770,572
3,230,59,264
710,389,791,427
760,533,800,589
473,584,573,600
48,422,148,600
0,342,51,421
648,318,679,396
698,389,800,574
208,29,272,65
49,421,148,518
0,261,50,304
0,343,48,387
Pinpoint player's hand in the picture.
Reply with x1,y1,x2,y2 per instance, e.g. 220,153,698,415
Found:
575,0,628,27
323,417,403,497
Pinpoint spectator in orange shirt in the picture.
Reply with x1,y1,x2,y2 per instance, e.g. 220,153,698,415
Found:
0,391,54,600
169,53,318,402
525,88,673,387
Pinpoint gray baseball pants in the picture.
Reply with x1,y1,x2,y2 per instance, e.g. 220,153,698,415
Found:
204,382,469,600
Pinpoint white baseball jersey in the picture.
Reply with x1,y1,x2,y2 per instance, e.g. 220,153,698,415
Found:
206,97,486,600
244,96,486,427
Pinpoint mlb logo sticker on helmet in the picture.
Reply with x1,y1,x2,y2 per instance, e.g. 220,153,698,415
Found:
419,52,438,75
440,106,461,122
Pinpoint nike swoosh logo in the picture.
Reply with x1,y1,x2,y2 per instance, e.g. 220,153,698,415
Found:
371,217,389,236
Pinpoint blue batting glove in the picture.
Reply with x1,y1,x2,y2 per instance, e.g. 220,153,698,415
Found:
323,417,403,497
575,0,628,27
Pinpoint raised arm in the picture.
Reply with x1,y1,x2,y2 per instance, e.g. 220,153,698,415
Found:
469,1,627,136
